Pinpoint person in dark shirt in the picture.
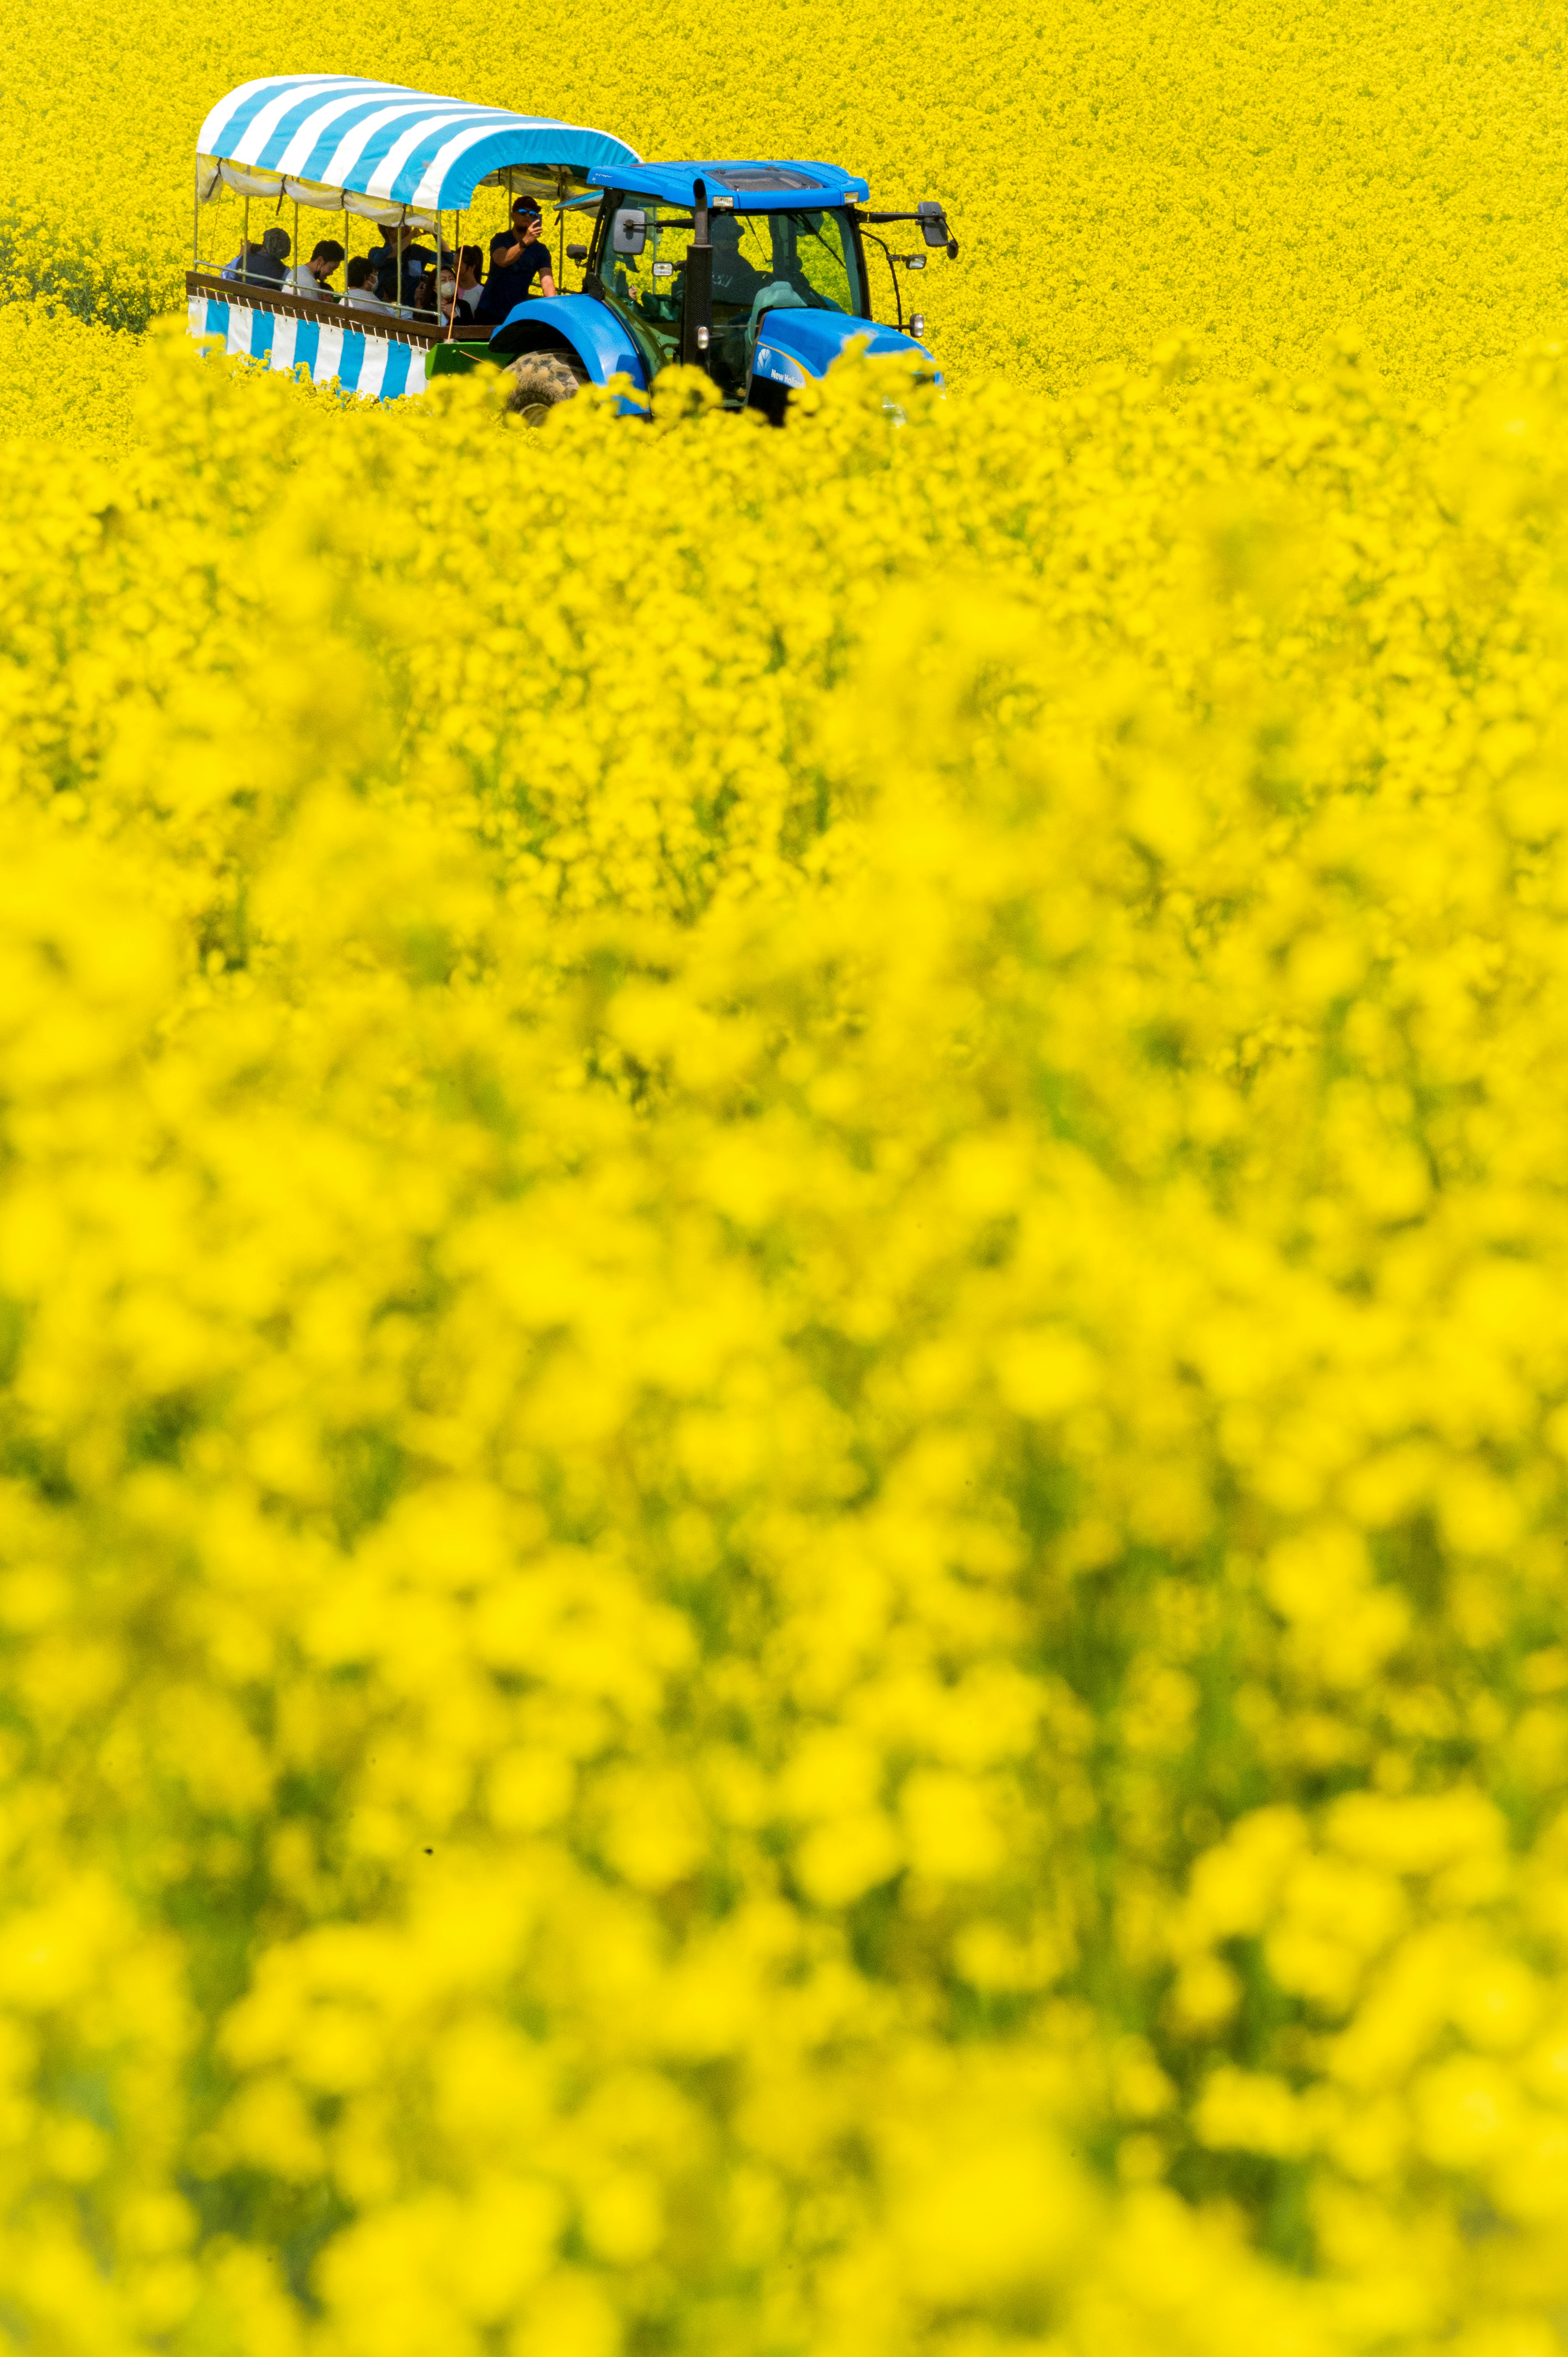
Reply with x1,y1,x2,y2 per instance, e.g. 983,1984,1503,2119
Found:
708,214,768,308
247,227,292,286
365,226,395,300
476,207,556,323
508,193,553,247
368,224,435,309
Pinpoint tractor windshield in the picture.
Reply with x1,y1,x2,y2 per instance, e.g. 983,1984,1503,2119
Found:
717,207,863,317
597,202,865,400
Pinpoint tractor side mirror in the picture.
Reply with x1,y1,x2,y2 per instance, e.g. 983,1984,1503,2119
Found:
567,243,588,263
918,200,950,247
612,208,646,256
905,255,927,270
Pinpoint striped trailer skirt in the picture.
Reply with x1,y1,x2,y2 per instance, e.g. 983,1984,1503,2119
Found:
187,295,428,400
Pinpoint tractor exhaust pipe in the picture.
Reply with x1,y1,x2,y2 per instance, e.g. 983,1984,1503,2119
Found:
682,175,713,374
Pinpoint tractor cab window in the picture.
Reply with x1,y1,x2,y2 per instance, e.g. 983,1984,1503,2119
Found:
602,204,696,365
597,200,865,401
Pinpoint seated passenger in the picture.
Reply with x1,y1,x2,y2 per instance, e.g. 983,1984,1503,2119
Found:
476,211,556,323
432,262,465,323
367,224,434,308
340,255,391,314
285,240,344,299
454,246,485,317
247,227,291,286
223,238,282,281
401,240,435,303
411,270,438,318
366,225,406,304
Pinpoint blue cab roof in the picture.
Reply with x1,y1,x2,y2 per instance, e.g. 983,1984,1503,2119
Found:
586,159,870,210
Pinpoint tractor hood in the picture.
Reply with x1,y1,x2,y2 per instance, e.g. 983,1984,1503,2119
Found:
752,308,935,381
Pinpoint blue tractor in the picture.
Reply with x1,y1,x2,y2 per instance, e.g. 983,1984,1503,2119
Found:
482,163,958,420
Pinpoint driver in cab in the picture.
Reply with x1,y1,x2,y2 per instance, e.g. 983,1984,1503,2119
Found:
476,199,557,322
708,213,769,308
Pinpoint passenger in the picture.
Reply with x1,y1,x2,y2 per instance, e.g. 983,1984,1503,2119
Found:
247,227,291,286
508,193,552,251
402,240,435,304
411,269,438,318
368,223,434,308
476,208,556,323
284,239,345,299
365,223,404,303
426,262,462,325
220,240,261,281
453,246,485,317
339,255,392,314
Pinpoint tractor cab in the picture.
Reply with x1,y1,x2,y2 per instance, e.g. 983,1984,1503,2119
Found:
490,161,955,420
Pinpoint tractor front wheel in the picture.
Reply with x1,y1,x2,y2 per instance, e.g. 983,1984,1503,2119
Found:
503,353,584,424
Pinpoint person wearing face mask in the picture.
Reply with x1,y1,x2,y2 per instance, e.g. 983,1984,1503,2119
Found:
340,255,392,314
427,259,467,325
452,246,485,317
284,240,345,299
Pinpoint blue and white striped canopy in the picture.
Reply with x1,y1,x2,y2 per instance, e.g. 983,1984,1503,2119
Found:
196,76,641,213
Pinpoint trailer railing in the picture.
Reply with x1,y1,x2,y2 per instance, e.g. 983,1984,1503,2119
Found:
185,271,494,348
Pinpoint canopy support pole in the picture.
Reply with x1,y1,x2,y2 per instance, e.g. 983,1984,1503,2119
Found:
445,209,463,338
242,195,249,285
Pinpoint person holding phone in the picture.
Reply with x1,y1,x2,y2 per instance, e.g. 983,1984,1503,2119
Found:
476,203,556,322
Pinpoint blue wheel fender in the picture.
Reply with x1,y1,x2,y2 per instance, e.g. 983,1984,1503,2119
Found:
488,293,648,409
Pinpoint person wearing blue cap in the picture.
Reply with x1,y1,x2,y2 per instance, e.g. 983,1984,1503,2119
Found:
476,200,557,323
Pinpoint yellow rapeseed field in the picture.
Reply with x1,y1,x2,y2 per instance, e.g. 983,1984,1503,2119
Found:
4,0,1568,2349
